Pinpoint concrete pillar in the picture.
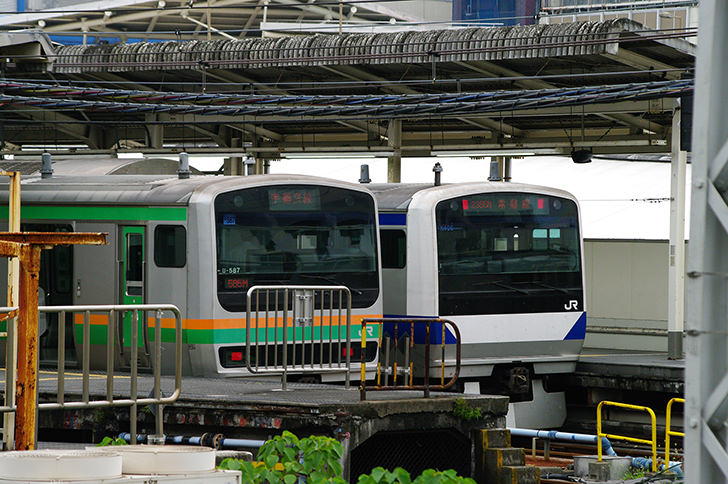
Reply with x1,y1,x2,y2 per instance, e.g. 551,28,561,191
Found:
668,103,686,359
387,119,402,183
255,157,265,175
145,114,163,149
223,138,243,176
488,157,505,181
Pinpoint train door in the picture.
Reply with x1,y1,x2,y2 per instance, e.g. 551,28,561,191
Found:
379,223,407,316
120,226,150,368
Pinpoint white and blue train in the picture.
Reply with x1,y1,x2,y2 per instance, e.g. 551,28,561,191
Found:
370,182,585,427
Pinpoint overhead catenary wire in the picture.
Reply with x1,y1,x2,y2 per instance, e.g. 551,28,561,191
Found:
0,79,694,107
0,79,693,119
0,67,694,90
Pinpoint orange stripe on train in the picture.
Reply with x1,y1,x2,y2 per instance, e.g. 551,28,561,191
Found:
74,314,382,330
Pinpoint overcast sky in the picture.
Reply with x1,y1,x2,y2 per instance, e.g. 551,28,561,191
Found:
265,155,690,240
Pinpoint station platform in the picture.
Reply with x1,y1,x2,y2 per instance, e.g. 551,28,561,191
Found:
564,348,685,437
2,370,509,480
575,348,684,394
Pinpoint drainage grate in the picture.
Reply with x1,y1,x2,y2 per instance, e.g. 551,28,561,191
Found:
349,429,470,480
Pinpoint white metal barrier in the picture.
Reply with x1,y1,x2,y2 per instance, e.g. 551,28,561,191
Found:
1,304,182,447
245,285,352,390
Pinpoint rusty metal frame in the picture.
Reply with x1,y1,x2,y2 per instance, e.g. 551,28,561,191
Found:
0,231,106,449
358,318,461,401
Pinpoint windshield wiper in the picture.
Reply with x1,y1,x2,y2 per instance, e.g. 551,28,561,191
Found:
492,281,531,295
530,281,570,295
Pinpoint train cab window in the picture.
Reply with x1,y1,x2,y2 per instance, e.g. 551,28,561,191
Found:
435,192,583,315
154,225,186,268
380,229,406,269
214,185,379,312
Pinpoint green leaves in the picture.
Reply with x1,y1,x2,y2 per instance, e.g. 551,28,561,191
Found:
218,431,473,484
357,467,473,484
451,398,482,421
95,436,129,446
217,431,346,484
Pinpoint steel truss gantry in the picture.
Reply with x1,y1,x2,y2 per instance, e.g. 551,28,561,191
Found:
685,0,728,482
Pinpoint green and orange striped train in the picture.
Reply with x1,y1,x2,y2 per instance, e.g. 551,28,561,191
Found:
0,171,382,379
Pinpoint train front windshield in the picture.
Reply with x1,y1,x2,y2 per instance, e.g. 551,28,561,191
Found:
436,192,583,315
215,185,379,311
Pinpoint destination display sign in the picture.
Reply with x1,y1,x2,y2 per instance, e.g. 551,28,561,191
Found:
461,194,549,215
268,188,321,211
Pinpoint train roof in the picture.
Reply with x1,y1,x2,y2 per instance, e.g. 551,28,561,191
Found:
368,182,578,211
0,157,204,177
0,173,371,205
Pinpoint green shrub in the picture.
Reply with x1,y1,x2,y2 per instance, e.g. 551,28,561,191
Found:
95,436,128,446
218,431,346,484
452,398,482,421
218,431,475,484
357,467,476,484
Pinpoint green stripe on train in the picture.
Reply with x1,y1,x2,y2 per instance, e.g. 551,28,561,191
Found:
75,325,378,345
0,205,187,222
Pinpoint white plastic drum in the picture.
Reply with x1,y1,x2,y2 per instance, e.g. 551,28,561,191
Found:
96,445,216,475
0,449,122,481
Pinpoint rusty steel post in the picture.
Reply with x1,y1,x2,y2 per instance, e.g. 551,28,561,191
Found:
14,244,41,450
0,232,106,450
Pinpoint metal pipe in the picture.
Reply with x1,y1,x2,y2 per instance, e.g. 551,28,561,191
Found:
508,428,617,456
40,152,52,179
433,162,443,186
119,433,266,449
178,152,190,179
359,164,371,183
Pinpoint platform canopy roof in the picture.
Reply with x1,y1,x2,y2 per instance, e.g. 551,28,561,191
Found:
0,18,695,158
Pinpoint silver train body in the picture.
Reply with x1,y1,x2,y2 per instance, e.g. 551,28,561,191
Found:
0,173,383,379
370,182,586,428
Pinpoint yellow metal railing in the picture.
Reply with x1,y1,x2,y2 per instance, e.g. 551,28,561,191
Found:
665,397,685,470
359,318,461,400
597,400,657,472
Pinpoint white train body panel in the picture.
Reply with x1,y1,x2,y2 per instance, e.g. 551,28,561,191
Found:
372,181,585,427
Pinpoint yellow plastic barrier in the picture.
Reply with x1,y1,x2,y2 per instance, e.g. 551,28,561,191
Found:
665,397,685,470
597,400,657,472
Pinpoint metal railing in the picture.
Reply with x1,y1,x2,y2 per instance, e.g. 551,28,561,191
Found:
665,397,685,469
540,0,697,32
358,318,461,400
597,400,657,471
1,304,182,446
0,306,19,418
245,285,352,391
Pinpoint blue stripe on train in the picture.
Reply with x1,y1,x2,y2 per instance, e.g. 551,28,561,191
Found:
379,213,406,226
563,312,587,340
381,315,457,344
382,312,587,343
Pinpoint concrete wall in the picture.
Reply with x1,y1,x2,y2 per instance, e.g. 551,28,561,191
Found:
583,239,683,352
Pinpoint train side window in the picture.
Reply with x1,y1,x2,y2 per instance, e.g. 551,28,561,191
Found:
154,225,186,268
380,229,406,269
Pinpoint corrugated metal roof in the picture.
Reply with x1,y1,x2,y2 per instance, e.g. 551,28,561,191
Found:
50,19,691,73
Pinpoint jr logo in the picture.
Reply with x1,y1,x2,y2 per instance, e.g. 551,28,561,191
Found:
356,326,375,338
564,300,579,310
